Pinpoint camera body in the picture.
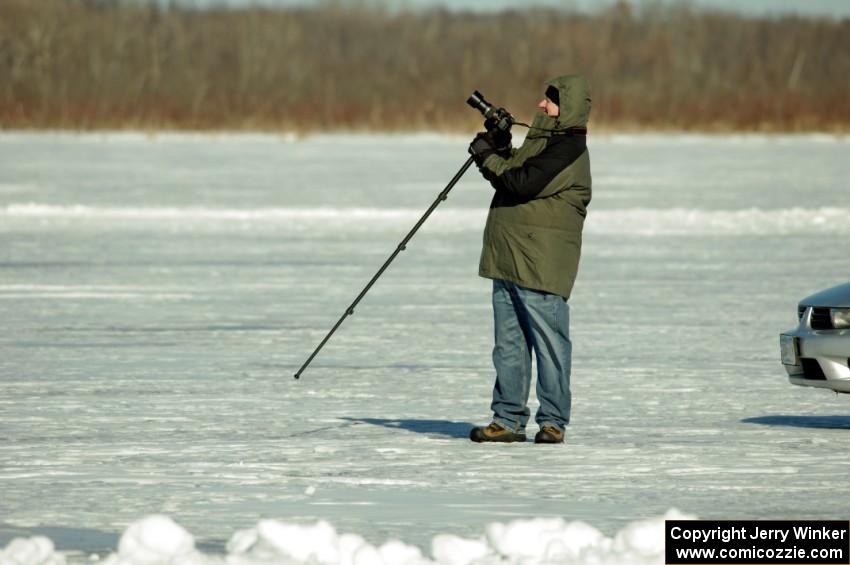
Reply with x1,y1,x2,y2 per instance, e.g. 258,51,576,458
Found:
466,90,514,132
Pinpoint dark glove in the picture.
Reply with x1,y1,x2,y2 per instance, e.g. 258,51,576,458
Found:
469,132,495,159
488,128,512,152
480,120,513,150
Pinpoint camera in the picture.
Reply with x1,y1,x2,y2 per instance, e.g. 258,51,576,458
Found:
466,90,514,132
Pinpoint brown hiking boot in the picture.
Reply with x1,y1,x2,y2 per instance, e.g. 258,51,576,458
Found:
469,422,527,443
534,425,565,444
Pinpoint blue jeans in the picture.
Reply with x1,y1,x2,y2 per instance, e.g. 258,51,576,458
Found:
490,279,572,433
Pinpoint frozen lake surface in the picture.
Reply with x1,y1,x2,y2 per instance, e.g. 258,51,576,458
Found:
1,131,849,563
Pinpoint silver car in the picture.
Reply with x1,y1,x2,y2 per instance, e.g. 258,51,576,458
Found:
781,281,850,394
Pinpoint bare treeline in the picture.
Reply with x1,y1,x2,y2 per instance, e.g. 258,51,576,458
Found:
1,0,848,131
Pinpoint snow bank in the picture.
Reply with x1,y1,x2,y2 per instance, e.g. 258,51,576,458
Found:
101,516,204,565
4,204,849,235
2,510,693,565
0,536,65,565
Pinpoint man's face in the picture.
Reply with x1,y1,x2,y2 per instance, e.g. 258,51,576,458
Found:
537,97,560,117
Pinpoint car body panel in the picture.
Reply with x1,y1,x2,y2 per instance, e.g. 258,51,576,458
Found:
799,281,850,308
781,284,850,394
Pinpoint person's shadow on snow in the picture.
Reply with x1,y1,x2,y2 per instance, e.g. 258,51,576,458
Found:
340,417,474,439
742,415,850,429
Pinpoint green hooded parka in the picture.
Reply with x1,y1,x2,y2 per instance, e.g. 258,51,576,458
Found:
476,74,592,299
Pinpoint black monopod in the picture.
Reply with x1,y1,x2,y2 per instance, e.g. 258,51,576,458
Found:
293,91,513,380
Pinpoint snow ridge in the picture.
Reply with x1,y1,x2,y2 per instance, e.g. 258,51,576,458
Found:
3,203,848,235
1,510,692,565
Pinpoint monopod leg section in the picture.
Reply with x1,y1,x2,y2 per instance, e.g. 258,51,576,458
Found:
293,156,476,380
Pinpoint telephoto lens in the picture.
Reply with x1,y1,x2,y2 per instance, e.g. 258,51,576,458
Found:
466,90,514,131
466,91,494,117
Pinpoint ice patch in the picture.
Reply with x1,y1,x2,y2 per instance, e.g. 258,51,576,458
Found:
2,510,693,565
0,182,35,194
3,203,848,235
587,207,850,235
0,283,193,301
600,133,850,145
0,204,464,224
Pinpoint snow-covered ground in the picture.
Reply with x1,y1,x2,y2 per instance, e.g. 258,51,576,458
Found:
1,132,848,564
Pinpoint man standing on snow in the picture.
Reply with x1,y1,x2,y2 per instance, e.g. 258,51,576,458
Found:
467,75,592,444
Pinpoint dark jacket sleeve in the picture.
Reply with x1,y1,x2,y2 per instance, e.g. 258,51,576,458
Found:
480,136,586,199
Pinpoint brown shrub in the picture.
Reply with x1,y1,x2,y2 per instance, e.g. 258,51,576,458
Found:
0,0,848,131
